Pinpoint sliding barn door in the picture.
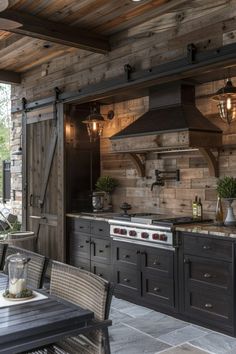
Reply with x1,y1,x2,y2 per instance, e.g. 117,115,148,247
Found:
22,103,65,261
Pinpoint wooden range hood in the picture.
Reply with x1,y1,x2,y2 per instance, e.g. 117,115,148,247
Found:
110,82,222,178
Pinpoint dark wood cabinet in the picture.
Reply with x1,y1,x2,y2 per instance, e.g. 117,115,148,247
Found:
112,240,176,311
180,232,235,335
67,217,111,280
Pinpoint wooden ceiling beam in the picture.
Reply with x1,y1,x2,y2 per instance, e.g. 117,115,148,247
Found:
0,9,110,54
0,69,21,83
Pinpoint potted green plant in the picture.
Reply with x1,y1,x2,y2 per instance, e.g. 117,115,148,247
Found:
95,176,119,211
217,176,236,226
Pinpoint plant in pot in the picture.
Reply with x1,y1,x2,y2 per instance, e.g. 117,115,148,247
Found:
217,176,236,226
95,176,119,211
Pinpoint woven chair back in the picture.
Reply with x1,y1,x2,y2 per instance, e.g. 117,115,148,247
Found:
50,261,110,321
0,243,6,270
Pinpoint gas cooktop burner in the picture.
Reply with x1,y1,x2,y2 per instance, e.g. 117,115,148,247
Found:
152,216,212,226
114,213,158,221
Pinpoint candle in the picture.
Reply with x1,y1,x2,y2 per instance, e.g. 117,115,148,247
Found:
9,278,27,295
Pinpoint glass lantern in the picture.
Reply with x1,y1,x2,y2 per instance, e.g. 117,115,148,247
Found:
212,79,236,125
7,253,30,296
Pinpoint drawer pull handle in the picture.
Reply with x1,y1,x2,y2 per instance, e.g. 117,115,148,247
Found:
105,245,109,248
99,228,103,232
154,287,160,292
85,240,90,244
99,250,104,253
79,245,84,248
98,273,103,277
203,273,212,279
204,303,213,309
124,255,130,259
78,267,84,269
79,226,84,229
202,245,211,250
123,278,129,283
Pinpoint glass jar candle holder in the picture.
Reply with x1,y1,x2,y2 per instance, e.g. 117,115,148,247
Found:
7,253,30,296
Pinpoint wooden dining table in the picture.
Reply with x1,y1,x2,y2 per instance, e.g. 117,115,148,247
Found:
0,273,95,354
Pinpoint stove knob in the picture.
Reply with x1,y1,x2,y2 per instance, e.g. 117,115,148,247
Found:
160,234,167,241
129,230,137,237
120,229,127,235
141,232,149,239
152,233,160,240
114,228,120,234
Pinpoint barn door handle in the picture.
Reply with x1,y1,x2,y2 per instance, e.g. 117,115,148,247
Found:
29,194,33,206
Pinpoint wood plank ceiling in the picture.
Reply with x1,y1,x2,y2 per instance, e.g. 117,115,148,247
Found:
0,0,231,78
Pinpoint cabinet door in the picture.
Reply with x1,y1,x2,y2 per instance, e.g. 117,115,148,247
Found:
70,257,90,271
91,221,109,238
142,271,175,308
91,237,111,264
141,248,174,277
112,240,141,297
184,255,232,294
113,240,140,268
91,261,110,281
114,266,140,297
69,232,90,260
183,255,233,328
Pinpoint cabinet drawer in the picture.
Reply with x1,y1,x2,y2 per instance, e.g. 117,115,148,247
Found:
70,233,90,259
114,266,139,296
91,221,109,237
91,237,111,264
142,273,174,308
184,234,232,260
142,248,173,277
91,261,110,281
69,218,91,234
186,290,232,323
113,241,139,267
70,257,90,272
184,255,232,293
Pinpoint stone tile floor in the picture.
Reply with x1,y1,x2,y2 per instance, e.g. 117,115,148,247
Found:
109,297,236,354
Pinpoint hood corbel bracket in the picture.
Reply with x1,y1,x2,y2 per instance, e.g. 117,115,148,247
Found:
127,153,146,177
198,148,219,177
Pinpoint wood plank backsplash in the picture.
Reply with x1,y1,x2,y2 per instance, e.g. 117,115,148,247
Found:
100,82,236,218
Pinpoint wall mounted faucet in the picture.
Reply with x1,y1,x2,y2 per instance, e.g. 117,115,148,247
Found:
151,169,180,191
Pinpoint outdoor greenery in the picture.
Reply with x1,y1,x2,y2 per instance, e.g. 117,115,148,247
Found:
95,176,119,194
217,176,236,199
0,84,11,197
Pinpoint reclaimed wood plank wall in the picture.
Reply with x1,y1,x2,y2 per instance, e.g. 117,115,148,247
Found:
100,81,236,218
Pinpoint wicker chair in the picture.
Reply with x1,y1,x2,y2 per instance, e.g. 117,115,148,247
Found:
3,246,46,289
25,261,113,354
0,243,7,270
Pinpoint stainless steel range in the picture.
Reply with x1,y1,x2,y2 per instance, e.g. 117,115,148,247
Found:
109,214,210,250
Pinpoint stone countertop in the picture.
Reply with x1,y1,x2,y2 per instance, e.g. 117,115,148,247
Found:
175,223,236,239
66,212,118,222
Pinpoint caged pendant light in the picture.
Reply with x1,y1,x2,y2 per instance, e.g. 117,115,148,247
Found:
212,78,236,125
82,103,114,142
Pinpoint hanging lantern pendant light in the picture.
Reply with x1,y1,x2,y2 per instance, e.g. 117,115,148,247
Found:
82,104,105,142
212,78,236,125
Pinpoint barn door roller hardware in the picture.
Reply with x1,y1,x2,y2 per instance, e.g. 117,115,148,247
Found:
187,43,197,64
151,169,180,190
124,64,135,81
